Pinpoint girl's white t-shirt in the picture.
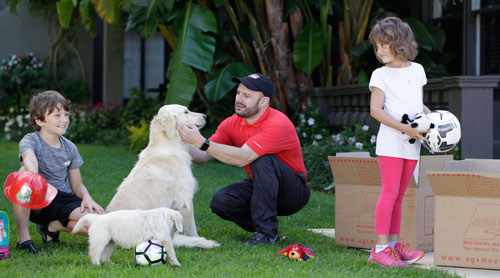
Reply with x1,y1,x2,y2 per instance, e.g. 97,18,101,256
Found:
369,62,427,160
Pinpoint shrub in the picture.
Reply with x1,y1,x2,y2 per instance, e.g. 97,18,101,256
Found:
293,101,330,146
126,119,150,152
302,124,377,192
294,102,377,192
0,108,32,142
0,53,50,114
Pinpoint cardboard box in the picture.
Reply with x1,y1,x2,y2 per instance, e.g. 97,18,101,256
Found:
329,153,452,251
428,159,500,269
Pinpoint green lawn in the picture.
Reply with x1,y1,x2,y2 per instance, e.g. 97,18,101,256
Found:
0,140,457,277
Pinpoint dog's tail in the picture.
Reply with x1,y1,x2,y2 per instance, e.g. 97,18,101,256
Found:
173,234,220,249
71,213,99,234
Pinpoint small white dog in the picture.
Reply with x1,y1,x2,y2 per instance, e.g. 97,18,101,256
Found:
73,207,184,266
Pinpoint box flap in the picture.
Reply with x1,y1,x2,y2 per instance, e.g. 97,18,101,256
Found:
428,171,500,198
443,160,472,171
445,159,500,172
464,159,500,172
329,157,381,186
335,152,371,158
416,155,452,187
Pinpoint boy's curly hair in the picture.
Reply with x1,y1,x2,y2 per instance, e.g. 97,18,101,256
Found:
368,16,418,62
29,91,69,131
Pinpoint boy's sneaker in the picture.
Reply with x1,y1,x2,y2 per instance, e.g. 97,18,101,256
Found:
16,240,43,255
245,232,280,245
37,224,61,244
394,242,424,264
368,246,408,267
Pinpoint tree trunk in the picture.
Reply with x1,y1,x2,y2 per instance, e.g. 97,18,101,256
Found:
265,0,308,117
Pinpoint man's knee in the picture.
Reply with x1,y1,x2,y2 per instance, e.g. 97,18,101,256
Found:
210,190,226,215
250,155,274,169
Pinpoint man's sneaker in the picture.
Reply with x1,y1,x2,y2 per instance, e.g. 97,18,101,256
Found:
16,240,42,255
245,232,280,245
394,242,424,264
368,246,408,267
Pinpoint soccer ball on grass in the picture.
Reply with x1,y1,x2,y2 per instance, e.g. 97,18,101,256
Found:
135,240,167,265
420,110,461,153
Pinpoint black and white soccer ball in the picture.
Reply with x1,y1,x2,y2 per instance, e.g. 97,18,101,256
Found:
420,110,461,153
135,240,167,266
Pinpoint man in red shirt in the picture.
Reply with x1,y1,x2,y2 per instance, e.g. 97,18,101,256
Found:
180,73,309,245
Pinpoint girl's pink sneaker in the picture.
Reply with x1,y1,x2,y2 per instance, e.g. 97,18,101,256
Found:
368,246,408,267
394,242,425,264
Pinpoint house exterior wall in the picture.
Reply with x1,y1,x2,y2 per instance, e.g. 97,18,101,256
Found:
0,3,94,101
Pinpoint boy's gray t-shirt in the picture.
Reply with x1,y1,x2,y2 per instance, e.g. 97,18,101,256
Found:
19,132,84,193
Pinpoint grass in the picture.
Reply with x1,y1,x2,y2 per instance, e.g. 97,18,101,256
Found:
0,140,458,277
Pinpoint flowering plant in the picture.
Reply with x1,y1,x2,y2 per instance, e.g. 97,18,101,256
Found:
302,124,377,192
294,101,330,146
0,53,50,114
0,108,32,142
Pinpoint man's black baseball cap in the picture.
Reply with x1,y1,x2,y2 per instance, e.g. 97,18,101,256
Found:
232,73,274,100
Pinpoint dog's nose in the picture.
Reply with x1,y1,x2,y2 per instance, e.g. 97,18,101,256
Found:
202,114,207,120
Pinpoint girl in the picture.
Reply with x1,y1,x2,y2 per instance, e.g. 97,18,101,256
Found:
368,17,430,267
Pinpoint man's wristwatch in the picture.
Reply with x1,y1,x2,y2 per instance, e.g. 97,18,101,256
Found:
199,139,210,151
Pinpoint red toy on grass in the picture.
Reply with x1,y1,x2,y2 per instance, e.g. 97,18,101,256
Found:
276,244,316,261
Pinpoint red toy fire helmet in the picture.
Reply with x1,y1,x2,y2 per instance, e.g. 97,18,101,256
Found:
3,172,57,209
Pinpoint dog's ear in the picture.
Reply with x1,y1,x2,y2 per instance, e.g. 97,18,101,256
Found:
156,112,180,139
171,211,183,233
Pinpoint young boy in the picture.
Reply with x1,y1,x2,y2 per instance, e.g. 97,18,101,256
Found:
14,90,104,254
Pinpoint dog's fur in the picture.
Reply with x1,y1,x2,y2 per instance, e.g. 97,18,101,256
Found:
104,104,218,249
72,208,183,266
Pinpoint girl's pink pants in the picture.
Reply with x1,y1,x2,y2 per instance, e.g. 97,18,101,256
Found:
375,156,418,235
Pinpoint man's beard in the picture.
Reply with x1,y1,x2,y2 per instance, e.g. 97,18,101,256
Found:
235,98,261,118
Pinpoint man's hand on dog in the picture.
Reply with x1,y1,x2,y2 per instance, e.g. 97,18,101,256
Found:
180,125,206,148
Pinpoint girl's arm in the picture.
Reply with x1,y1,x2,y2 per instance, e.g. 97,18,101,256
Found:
68,168,104,214
370,86,427,141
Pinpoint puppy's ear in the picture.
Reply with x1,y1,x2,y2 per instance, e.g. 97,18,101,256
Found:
171,212,183,233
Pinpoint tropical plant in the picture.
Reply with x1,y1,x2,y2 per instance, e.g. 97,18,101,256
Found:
292,0,334,87
13,0,325,117
336,0,373,85
404,17,452,78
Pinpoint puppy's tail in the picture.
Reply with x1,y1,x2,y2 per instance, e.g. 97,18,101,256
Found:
173,234,220,249
71,213,99,234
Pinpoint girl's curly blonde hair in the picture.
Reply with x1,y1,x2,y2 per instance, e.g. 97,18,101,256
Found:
368,16,418,63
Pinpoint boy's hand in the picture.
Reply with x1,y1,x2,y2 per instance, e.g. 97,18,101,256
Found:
81,196,104,214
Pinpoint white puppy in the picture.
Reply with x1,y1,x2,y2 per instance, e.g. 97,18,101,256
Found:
73,207,183,266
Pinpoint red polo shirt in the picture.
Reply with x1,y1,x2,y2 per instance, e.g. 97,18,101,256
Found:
209,107,307,180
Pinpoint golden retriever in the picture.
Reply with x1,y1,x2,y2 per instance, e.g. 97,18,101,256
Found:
105,104,218,248
72,207,183,266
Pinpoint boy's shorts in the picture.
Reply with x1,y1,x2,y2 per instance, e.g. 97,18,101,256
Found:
29,190,81,227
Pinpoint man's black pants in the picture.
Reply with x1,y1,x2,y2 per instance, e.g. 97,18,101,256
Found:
210,155,310,237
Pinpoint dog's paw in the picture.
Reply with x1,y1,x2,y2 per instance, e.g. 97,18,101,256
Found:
169,259,181,267
210,240,220,248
